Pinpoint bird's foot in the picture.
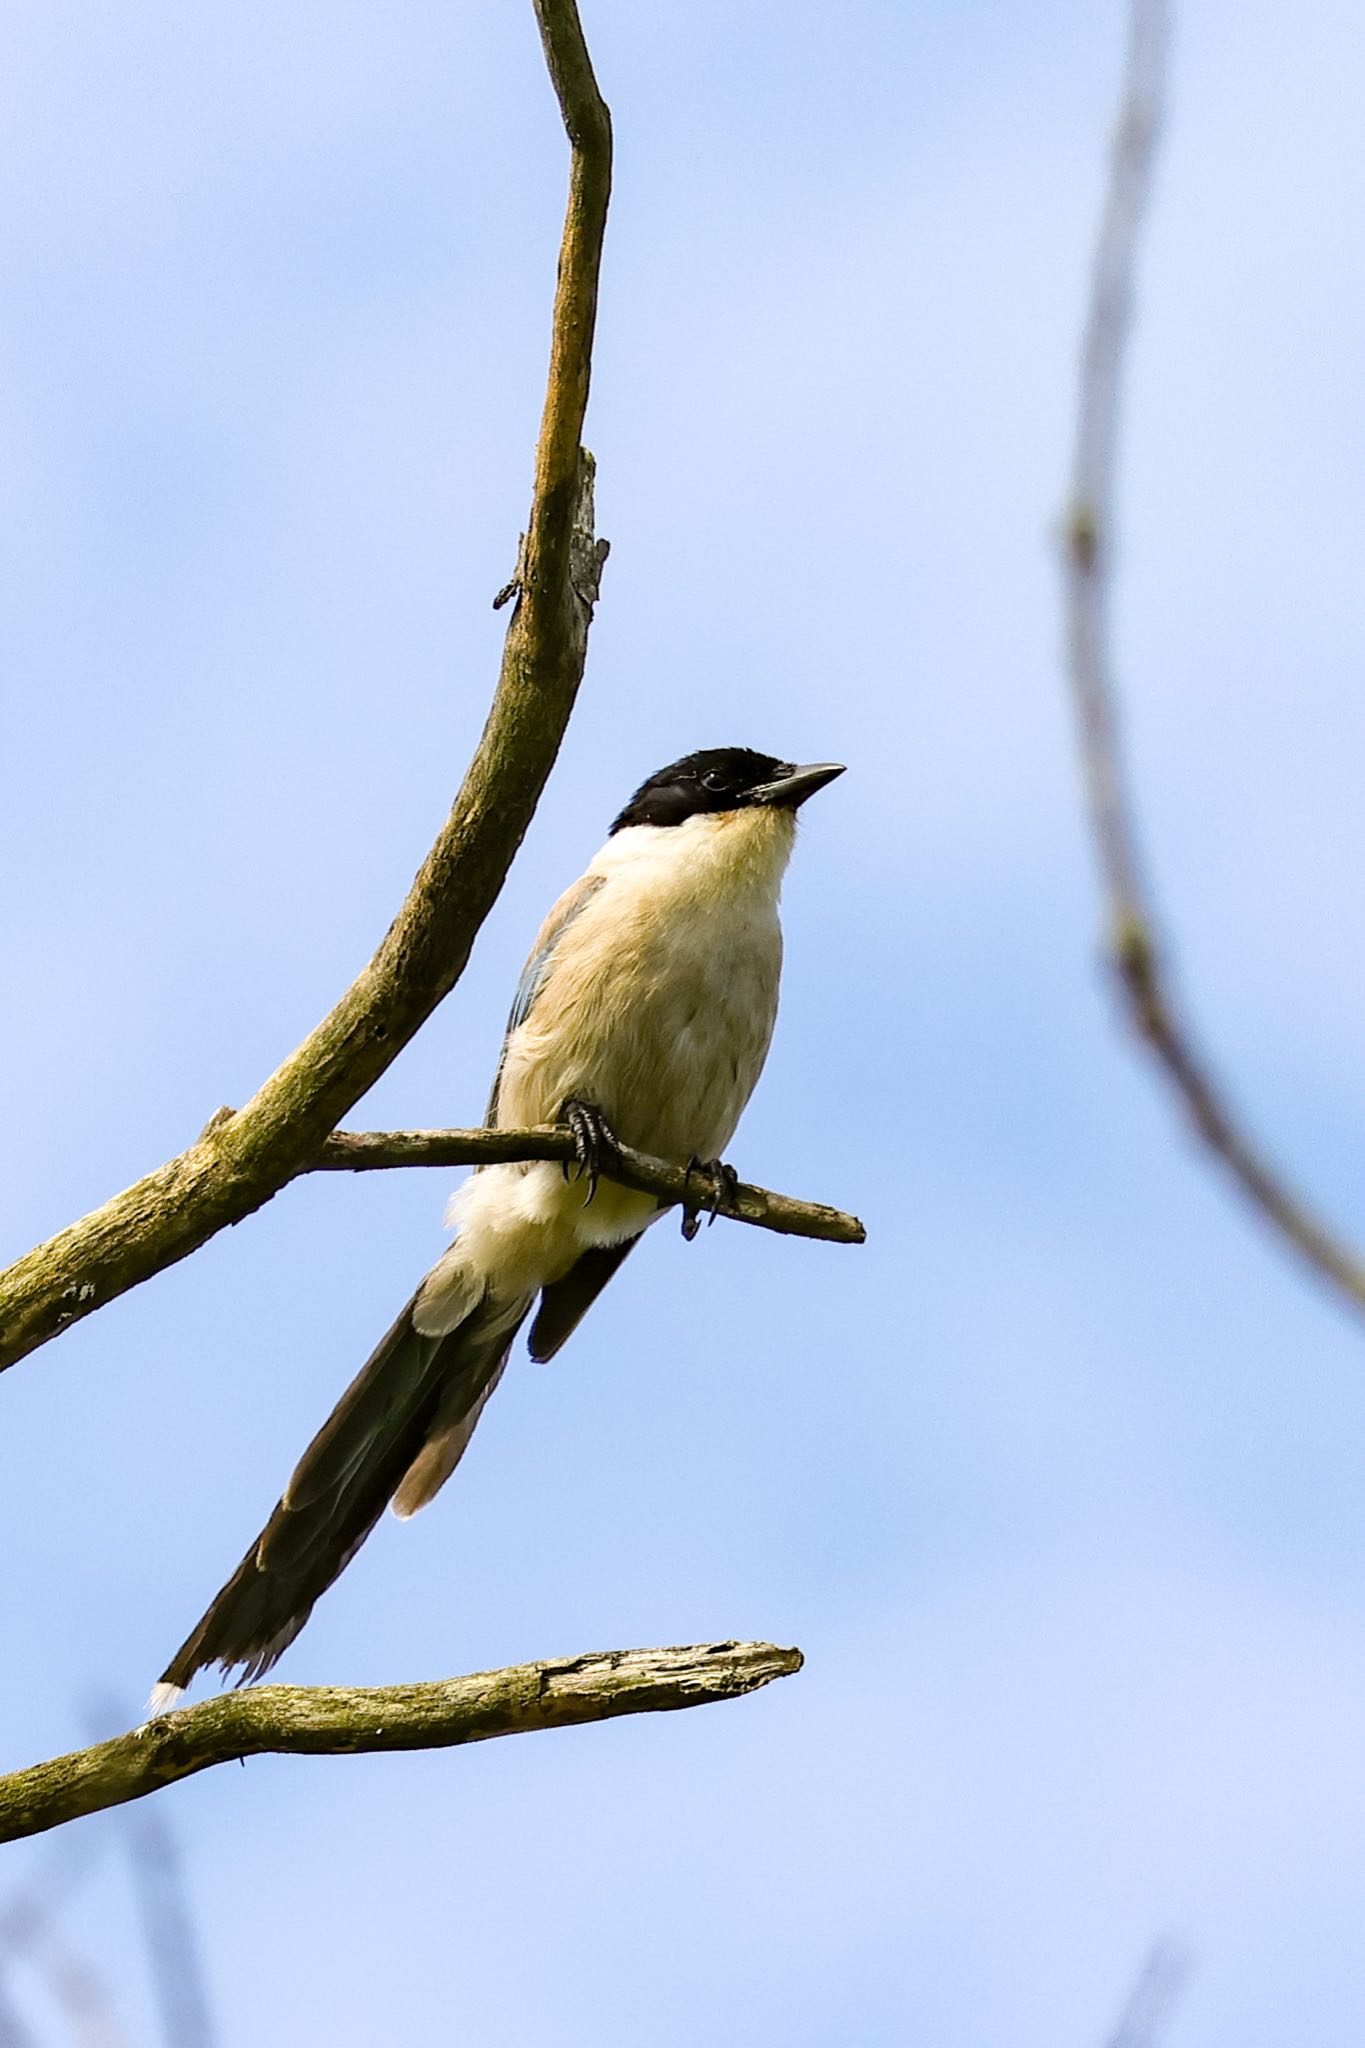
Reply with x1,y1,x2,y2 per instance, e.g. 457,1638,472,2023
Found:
681,1156,740,1241
560,1099,618,1206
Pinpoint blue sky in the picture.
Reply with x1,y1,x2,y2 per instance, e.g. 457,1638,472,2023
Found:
5,1,1365,2041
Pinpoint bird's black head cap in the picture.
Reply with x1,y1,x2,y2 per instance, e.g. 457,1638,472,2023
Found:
610,747,844,832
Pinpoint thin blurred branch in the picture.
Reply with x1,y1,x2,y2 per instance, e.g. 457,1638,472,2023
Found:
0,0,614,1375
0,1895,128,2048
1062,0,1365,1313
0,1644,803,1844
0,1983,33,2048
314,1125,866,1245
1101,1940,1191,2048
82,1696,218,2048
122,1811,216,2048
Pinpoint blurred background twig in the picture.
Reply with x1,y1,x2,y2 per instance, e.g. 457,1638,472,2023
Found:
1101,1941,1192,2048
1062,0,1365,1313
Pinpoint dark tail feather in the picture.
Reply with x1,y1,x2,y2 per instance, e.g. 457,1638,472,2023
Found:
528,1237,641,1362
155,1288,526,1697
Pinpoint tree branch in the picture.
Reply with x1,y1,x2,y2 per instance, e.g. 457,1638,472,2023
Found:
0,0,614,1374
0,1644,802,1844
1062,0,1365,1313
314,1126,867,1246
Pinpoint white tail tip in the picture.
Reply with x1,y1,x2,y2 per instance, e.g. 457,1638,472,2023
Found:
144,1681,186,1721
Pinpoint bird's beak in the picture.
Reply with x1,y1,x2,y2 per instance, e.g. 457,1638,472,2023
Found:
751,761,847,809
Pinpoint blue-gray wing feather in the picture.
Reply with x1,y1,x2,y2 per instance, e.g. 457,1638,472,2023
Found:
484,872,606,1126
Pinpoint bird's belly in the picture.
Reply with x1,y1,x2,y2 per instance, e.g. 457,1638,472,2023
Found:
499,920,781,1168
608,983,772,1162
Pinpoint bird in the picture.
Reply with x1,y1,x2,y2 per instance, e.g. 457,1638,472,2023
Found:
151,746,845,1708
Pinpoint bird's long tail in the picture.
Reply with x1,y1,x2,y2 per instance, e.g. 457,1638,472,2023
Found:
152,1280,529,1706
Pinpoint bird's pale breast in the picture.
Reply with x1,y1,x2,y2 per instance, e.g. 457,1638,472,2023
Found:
496,806,790,1166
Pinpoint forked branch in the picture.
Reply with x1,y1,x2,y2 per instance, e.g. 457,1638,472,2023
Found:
0,0,615,1373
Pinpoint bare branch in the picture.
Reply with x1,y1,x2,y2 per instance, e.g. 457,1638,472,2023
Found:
314,1126,867,1246
0,0,613,1374
0,1644,802,1844
1062,0,1365,1313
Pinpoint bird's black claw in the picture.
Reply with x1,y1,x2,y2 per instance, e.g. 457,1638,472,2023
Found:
681,1155,739,1239
560,1099,617,1206
708,1160,741,1225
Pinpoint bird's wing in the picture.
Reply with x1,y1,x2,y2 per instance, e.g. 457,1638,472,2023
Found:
483,870,606,1125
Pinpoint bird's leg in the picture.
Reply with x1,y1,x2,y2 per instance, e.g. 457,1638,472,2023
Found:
681,1156,741,1241
559,1099,618,1206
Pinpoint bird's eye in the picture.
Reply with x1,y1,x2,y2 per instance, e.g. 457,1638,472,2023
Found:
701,770,731,793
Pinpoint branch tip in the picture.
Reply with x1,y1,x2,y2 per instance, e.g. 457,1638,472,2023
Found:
314,1125,865,1248
0,1642,802,1843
